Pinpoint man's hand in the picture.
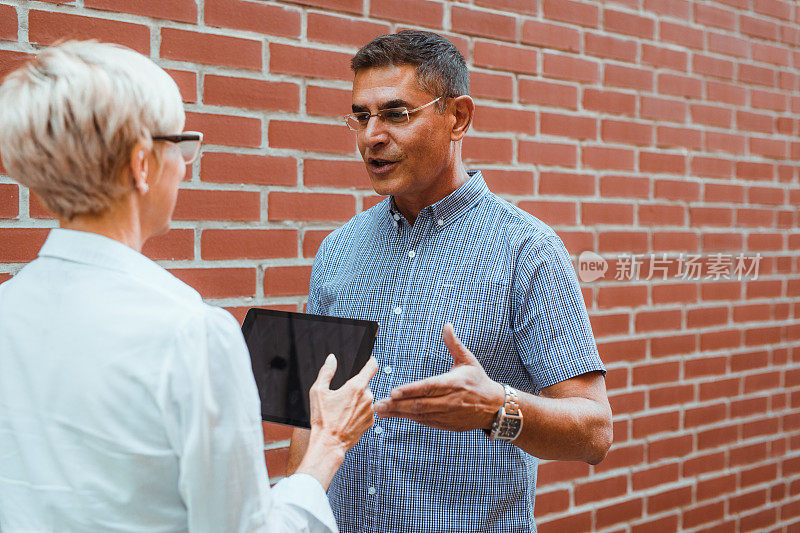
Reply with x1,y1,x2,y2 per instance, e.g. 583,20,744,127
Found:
373,323,504,432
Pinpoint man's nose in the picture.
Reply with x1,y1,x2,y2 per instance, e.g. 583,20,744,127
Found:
361,115,389,147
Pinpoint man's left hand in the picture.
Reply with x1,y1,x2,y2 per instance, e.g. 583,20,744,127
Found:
373,323,505,432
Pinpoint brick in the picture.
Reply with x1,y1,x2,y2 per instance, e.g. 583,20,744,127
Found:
687,306,728,329
641,96,686,123
598,231,648,253
534,489,568,516
753,42,791,67
542,0,598,27
268,192,355,222
170,268,255,299
642,44,687,71
482,169,534,196
574,475,627,505
0,4,17,39
737,161,775,181
660,21,703,49
166,69,197,104
632,462,679,490
750,137,787,159
692,53,735,80
754,0,792,19
600,175,650,199
473,41,537,75
652,282,697,304
450,6,515,41
519,79,577,109
707,80,747,105
654,179,699,201
473,106,535,134
737,207,775,227
463,137,513,164
369,0,443,28
605,9,655,38
631,515,680,533
609,390,645,414
604,65,654,91
306,86,351,118
741,14,779,41
641,153,686,175
543,53,599,84
648,434,693,461
470,71,514,102
537,512,591,533
307,12,389,48
0,184,18,218
201,153,296,186
737,111,774,134
685,402,727,428
281,0,361,14
651,334,695,357
270,43,351,81
185,112,261,148
173,189,260,221
691,104,732,129
730,443,769,468
519,201,575,226
601,120,652,146
303,230,333,258
204,75,299,112
28,10,149,55
707,131,747,155
0,228,50,262
269,121,355,155
683,501,725,528
304,159,371,190
518,142,576,167
161,28,260,70
0,49,30,80
264,265,313,296
595,442,645,473
537,460,591,484
658,73,702,99
686,451,727,477
708,32,749,58
521,20,581,52
201,229,297,260
86,0,195,22
597,285,648,308
584,32,637,62
582,146,635,171
581,202,633,225
638,204,685,226
205,0,301,36
141,229,194,261
694,3,736,30
635,309,681,332
28,194,55,220
751,88,788,112
596,498,643,529
647,486,692,515
589,313,629,337
690,207,733,227
540,112,595,140
697,423,739,449
697,473,737,500
475,0,536,14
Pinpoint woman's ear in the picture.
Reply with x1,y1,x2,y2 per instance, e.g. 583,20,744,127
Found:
450,95,474,142
129,142,150,194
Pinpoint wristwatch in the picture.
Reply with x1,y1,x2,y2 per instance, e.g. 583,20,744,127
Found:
487,384,523,442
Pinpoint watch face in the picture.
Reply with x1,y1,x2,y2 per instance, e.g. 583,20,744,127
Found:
498,418,523,438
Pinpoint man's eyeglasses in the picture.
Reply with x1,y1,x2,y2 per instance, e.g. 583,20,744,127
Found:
151,131,203,164
344,97,442,131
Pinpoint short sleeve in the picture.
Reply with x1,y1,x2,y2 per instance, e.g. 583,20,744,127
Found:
512,236,605,392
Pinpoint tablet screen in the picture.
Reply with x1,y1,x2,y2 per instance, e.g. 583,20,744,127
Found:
241,308,378,428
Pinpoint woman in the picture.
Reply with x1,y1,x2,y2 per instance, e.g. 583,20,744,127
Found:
0,41,375,532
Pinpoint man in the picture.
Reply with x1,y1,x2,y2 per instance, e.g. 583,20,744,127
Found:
289,30,612,532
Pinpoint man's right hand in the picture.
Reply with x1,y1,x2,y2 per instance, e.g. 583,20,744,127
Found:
292,355,378,489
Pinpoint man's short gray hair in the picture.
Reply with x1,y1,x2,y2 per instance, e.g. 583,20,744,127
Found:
0,41,184,220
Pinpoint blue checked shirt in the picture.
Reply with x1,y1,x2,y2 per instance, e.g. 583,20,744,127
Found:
307,170,605,533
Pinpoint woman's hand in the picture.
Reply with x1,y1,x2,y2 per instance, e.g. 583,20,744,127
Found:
294,355,378,489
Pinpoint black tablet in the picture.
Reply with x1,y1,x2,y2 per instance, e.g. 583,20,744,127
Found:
241,308,379,428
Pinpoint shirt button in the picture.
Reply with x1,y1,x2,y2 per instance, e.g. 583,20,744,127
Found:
393,213,401,221
368,486,376,495
408,250,416,258
437,218,444,226
393,306,402,315
373,425,383,435
383,365,392,375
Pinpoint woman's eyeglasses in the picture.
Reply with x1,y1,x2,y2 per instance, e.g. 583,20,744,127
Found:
151,131,203,164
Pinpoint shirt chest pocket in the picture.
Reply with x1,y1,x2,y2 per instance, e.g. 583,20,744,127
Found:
424,280,510,365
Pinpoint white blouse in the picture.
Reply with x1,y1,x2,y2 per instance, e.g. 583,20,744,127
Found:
0,228,336,532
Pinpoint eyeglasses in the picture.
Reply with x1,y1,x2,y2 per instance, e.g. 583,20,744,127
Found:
151,131,203,164
344,97,442,131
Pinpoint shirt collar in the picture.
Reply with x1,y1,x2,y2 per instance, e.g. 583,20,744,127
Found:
386,170,488,230
37,228,199,302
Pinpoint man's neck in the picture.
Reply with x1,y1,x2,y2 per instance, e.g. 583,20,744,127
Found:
393,165,470,226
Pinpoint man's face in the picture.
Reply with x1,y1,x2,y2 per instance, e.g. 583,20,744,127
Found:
352,65,454,203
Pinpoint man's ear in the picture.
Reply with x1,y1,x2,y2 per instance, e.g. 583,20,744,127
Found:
128,141,150,194
450,95,474,142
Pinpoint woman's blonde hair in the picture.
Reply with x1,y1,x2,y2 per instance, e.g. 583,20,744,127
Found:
0,41,184,220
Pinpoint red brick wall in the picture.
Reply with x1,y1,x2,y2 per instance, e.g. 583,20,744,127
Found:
1,1,799,530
